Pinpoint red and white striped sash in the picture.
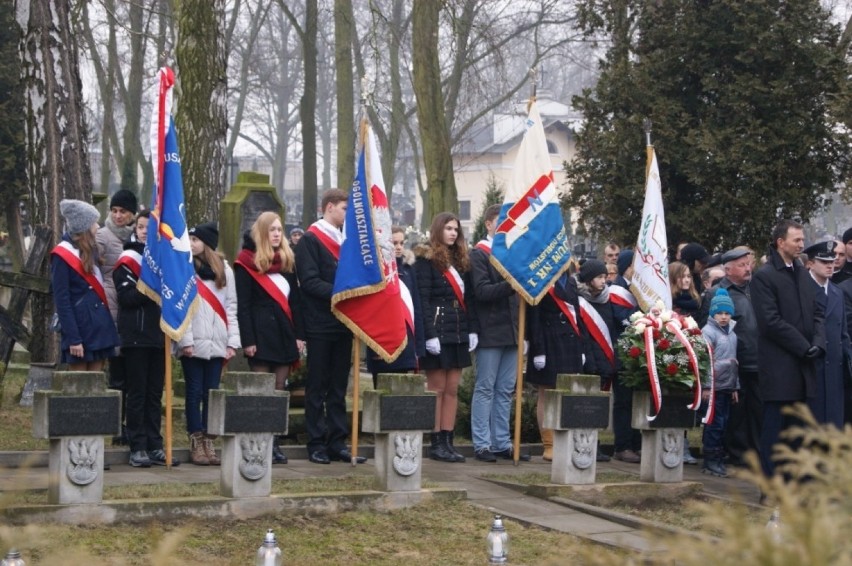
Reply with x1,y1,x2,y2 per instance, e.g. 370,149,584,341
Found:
51,241,108,306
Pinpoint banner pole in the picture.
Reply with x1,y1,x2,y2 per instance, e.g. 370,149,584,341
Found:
351,336,361,466
165,336,172,469
512,300,527,465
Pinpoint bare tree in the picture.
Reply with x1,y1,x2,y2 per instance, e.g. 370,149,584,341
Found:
334,0,356,191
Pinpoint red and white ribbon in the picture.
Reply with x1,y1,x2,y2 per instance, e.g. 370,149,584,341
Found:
701,342,716,425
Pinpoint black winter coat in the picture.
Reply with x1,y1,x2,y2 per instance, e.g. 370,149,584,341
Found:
751,247,825,402
113,239,165,349
415,248,476,345
469,244,518,348
294,229,349,338
235,234,301,365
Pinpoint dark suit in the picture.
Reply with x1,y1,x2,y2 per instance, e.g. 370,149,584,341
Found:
751,247,825,477
814,278,852,428
836,279,852,425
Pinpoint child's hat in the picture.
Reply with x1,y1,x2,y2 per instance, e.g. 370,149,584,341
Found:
709,288,735,317
59,199,100,235
189,222,219,250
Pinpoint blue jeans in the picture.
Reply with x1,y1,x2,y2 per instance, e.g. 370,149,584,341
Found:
471,346,517,451
703,390,733,455
181,357,224,434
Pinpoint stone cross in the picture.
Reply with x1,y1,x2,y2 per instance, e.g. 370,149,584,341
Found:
362,373,436,492
543,374,610,485
207,372,289,498
32,371,121,504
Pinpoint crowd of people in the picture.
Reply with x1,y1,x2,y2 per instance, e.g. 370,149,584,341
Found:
49,189,852,479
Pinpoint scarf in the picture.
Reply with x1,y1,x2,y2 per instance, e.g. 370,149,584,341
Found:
106,215,134,243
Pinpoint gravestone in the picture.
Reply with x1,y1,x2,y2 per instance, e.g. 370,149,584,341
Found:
219,172,286,262
362,373,436,492
632,390,697,483
207,372,289,498
32,371,121,504
19,362,55,407
543,374,610,485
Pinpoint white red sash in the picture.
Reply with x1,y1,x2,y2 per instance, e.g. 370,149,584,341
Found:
609,285,638,309
400,280,415,332
444,266,466,311
51,241,108,306
307,223,341,260
115,249,142,278
235,261,294,324
578,297,614,366
196,278,228,327
547,287,580,336
474,240,492,254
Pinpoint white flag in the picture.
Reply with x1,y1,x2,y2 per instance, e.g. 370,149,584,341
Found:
629,147,671,311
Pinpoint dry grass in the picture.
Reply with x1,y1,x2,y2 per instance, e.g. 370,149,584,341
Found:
0,499,614,565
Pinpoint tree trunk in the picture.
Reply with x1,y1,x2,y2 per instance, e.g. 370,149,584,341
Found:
300,0,319,227
176,0,228,226
412,0,457,218
18,0,92,363
334,0,355,192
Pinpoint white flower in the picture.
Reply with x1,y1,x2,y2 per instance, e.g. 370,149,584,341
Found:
684,316,698,330
629,311,644,323
660,310,672,323
662,354,675,364
635,323,646,334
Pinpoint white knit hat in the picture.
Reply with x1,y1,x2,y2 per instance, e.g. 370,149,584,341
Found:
59,199,100,234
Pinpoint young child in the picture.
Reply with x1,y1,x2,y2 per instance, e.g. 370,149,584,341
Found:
177,222,241,466
113,210,177,467
700,288,740,477
51,199,119,371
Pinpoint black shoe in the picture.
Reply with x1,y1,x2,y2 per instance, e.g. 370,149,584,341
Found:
474,448,497,462
308,450,330,464
129,450,151,468
329,449,367,464
429,432,457,462
272,445,288,464
148,449,180,467
494,448,531,462
596,451,611,462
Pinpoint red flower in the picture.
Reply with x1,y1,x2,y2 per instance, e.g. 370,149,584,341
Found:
629,346,642,358
666,363,679,376
689,328,702,336
652,328,662,339
657,338,671,351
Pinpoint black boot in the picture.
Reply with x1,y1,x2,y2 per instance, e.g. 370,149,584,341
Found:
429,432,456,462
702,449,727,477
443,430,466,462
272,436,288,464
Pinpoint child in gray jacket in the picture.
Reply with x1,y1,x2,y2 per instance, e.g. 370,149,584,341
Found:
701,288,740,477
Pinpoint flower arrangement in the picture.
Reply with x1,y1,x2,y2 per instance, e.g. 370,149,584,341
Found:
617,301,712,394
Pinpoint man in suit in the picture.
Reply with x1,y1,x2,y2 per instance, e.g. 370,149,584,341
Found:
804,241,850,428
751,220,825,478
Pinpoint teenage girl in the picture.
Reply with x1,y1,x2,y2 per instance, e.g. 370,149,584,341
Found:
415,212,477,463
178,222,241,466
51,199,119,371
235,211,302,464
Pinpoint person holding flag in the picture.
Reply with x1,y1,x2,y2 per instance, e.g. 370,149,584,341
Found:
236,212,301,465
415,212,477,463
297,189,367,465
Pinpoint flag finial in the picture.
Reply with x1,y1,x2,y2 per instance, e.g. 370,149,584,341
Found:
643,118,653,147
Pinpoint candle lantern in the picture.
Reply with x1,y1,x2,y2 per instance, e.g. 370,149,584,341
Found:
486,515,509,564
256,529,283,566
0,549,25,566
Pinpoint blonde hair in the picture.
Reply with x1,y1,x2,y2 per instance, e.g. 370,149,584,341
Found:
250,211,294,273
669,261,700,301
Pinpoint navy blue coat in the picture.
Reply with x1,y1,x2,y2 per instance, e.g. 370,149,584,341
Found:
808,279,849,427
51,234,119,353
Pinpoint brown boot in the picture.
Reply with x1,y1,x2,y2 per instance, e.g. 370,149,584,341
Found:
203,434,221,466
541,428,554,462
189,432,210,466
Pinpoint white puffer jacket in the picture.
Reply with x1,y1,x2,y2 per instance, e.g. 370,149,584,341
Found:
178,262,241,359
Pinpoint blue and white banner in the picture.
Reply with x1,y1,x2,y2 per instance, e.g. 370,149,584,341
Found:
138,67,198,340
490,100,571,305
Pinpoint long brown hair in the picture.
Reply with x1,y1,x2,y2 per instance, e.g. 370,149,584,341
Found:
194,246,227,289
250,211,294,273
71,230,97,273
669,261,700,301
428,212,469,272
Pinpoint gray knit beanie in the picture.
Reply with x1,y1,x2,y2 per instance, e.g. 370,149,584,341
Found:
59,199,100,235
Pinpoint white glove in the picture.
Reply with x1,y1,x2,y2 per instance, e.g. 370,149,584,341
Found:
534,355,546,370
468,333,479,352
426,337,441,356
523,341,529,355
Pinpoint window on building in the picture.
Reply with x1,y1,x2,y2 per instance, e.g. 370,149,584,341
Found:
546,140,558,154
459,200,471,221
